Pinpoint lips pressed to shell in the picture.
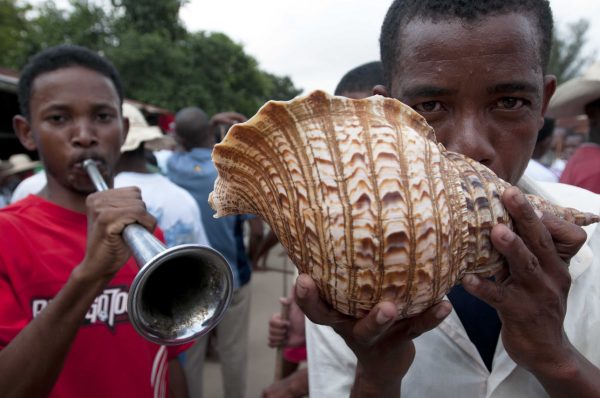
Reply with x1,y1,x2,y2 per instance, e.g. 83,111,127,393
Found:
209,90,599,318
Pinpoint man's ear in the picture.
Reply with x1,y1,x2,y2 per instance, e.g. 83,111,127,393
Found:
12,115,37,151
373,85,390,97
541,75,557,116
540,74,557,130
122,115,130,146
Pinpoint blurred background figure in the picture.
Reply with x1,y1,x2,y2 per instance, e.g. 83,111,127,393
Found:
168,107,262,398
549,129,585,179
524,117,558,182
263,290,308,398
146,133,179,174
0,160,14,207
334,61,383,99
114,102,209,248
0,154,41,205
548,63,600,193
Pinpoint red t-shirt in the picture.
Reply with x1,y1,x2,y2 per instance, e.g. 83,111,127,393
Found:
559,144,600,194
0,195,187,397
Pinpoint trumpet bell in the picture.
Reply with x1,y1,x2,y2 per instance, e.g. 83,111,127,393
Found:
128,244,234,345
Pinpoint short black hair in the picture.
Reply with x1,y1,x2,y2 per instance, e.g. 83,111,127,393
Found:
380,0,554,87
18,45,124,120
334,61,384,96
174,107,211,149
537,117,555,143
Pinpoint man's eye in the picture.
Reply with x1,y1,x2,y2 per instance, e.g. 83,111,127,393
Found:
97,113,114,122
413,101,442,112
48,114,66,123
496,97,525,109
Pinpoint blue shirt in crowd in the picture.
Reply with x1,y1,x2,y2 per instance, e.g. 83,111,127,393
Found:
167,147,252,288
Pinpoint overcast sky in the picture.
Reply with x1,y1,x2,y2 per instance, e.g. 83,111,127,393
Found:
180,0,600,94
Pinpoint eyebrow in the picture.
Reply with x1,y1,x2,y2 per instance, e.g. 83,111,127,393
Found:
487,82,539,95
41,101,119,113
401,85,457,98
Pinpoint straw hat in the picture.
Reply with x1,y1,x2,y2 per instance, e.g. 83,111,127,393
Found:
121,102,164,153
547,63,600,119
0,154,41,178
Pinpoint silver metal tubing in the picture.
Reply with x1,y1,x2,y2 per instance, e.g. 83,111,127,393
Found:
83,159,233,345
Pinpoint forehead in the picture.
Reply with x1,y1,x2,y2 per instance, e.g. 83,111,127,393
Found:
391,13,542,92
30,66,120,113
340,90,373,100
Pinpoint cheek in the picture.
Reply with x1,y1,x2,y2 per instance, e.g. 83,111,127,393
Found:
102,126,126,149
423,119,452,145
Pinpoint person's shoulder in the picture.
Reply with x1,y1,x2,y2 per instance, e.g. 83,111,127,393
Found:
10,171,47,203
570,144,600,163
161,175,198,198
1,195,41,214
0,196,44,230
151,174,202,214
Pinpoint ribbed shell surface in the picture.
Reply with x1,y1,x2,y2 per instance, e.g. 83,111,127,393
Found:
209,91,598,318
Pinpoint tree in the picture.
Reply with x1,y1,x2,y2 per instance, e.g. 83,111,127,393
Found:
0,0,31,68
173,31,301,115
0,0,301,116
548,19,596,84
111,0,186,41
105,29,189,110
0,0,113,69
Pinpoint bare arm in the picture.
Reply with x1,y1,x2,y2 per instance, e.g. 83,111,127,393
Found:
463,187,600,398
0,188,155,398
247,217,265,267
252,230,280,269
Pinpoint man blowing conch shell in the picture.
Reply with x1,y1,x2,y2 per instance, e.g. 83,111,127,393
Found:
211,0,600,397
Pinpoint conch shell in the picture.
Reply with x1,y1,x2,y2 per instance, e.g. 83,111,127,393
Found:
209,90,599,318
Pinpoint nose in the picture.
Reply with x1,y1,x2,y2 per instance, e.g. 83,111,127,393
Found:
71,119,98,148
441,114,495,167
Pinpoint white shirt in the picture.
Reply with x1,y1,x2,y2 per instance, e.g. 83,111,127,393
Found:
153,150,173,175
115,172,209,247
549,159,567,180
524,159,558,183
10,171,47,203
306,182,600,398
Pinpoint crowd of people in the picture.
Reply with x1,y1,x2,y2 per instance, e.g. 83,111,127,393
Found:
0,0,600,398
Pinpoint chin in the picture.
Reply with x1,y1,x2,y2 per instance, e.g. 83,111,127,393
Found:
67,174,98,195
72,183,97,196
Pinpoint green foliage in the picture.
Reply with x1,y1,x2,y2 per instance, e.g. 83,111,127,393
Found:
105,29,187,109
111,0,186,40
548,19,596,84
0,0,301,116
0,0,31,68
175,32,301,115
0,0,114,69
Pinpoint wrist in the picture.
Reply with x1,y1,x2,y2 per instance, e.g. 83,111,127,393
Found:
529,342,580,383
531,347,600,398
351,362,402,398
70,262,112,295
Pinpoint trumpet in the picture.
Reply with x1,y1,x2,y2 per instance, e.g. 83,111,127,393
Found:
83,159,233,345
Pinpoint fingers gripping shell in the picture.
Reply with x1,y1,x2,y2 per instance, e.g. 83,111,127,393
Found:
209,90,599,318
